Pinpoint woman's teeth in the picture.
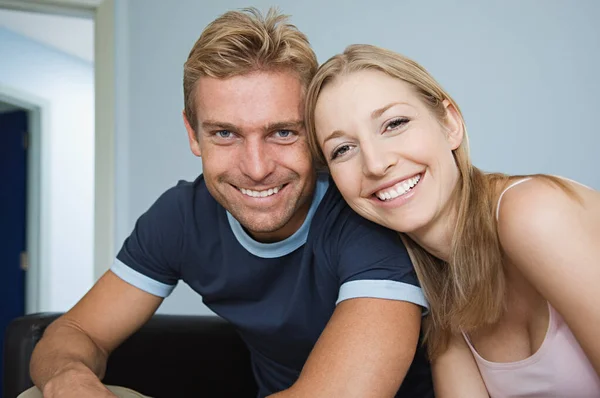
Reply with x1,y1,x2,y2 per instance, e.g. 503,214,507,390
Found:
375,175,421,201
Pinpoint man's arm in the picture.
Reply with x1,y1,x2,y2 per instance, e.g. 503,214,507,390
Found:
30,270,163,397
270,297,421,398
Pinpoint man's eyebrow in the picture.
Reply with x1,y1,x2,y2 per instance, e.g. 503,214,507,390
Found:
201,120,238,131
371,102,410,119
265,120,304,131
200,120,304,131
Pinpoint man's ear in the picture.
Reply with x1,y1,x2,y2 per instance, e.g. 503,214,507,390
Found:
183,110,202,157
442,99,464,150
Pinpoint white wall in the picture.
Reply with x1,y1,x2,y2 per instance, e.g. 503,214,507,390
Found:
0,8,94,62
0,27,95,311
114,0,600,315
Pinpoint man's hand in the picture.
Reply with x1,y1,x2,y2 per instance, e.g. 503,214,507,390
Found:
30,271,163,394
42,363,117,398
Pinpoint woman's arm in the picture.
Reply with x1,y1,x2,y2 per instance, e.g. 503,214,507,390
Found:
432,333,489,397
497,177,600,374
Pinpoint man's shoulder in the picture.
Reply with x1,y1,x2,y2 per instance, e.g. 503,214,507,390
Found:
309,177,407,263
140,174,223,233
311,176,348,223
157,174,217,208
307,178,423,310
312,179,397,238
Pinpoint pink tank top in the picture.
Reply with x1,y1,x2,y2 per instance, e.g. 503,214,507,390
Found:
464,303,600,397
462,178,600,397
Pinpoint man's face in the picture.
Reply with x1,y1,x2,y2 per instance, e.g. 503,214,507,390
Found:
184,70,317,243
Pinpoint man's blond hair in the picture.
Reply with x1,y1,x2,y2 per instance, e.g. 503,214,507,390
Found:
183,7,318,132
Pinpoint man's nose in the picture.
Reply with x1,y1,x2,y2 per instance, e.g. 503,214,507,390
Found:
239,138,275,182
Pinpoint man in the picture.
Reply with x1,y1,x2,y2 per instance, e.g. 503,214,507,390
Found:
22,8,433,398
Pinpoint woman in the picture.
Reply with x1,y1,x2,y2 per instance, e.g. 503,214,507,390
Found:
305,44,600,397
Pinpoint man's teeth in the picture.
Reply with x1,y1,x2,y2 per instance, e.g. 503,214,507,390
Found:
240,185,282,198
375,175,421,201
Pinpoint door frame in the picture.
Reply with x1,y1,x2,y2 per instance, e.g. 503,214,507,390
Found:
0,0,115,312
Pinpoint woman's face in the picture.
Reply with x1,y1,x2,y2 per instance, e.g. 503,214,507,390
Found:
314,69,463,235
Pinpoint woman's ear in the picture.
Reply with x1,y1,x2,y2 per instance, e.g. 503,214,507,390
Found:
442,99,464,150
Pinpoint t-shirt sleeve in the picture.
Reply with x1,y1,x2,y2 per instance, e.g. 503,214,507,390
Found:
111,186,184,297
334,210,428,310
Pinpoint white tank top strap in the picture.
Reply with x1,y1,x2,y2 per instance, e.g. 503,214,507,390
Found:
496,175,593,221
495,178,533,221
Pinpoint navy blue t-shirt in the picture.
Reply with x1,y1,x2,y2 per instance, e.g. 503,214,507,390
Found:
112,173,433,397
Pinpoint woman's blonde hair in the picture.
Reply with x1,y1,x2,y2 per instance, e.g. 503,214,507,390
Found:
183,7,318,132
305,44,572,359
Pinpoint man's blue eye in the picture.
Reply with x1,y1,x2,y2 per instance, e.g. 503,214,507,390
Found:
276,130,293,138
217,130,232,138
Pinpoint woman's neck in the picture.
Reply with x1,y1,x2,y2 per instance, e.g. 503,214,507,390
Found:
407,197,459,263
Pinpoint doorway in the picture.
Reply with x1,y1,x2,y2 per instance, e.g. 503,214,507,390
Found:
0,105,28,396
0,5,96,314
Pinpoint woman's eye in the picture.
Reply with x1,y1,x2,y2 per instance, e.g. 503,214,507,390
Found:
385,118,409,131
331,144,352,160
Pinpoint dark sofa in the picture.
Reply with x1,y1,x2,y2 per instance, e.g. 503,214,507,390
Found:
3,313,258,398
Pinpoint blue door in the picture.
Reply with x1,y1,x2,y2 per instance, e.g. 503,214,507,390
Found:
0,109,28,396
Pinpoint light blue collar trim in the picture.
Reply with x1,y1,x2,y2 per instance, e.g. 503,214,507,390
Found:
227,173,329,258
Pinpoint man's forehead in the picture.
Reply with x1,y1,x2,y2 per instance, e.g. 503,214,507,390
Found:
195,71,305,131
196,93,304,126
196,70,303,93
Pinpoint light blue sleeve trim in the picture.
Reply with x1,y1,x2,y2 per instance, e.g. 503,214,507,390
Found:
336,280,429,311
111,259,176,298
